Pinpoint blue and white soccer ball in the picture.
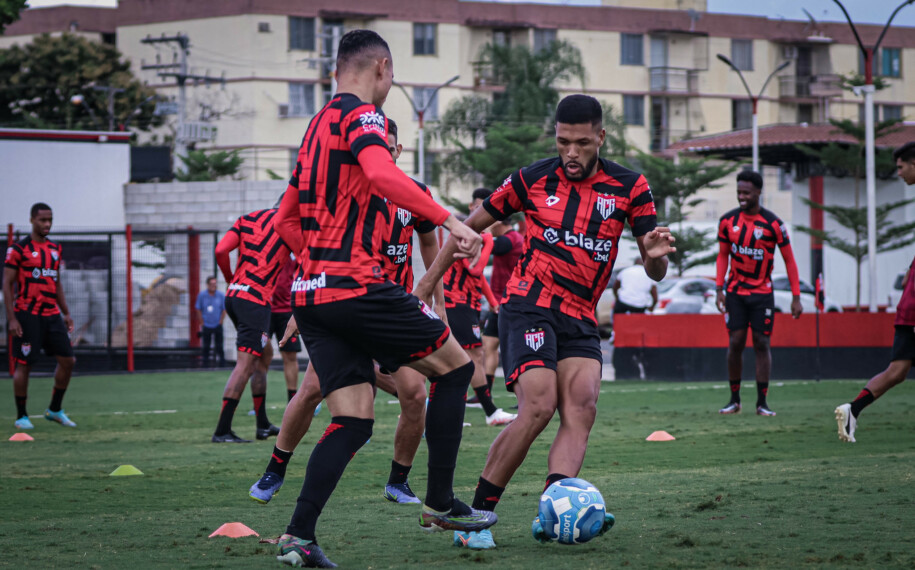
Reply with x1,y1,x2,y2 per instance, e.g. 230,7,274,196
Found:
537,478,606,545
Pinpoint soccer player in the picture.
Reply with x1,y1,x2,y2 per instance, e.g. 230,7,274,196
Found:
415,94,674,550
248,118,448,507
835,141,915,442
715,170,802,417
211,208,289,443
444,189,515,426
4,202,77,429
270,30,494,567
195,275,226,368
269,255,301,401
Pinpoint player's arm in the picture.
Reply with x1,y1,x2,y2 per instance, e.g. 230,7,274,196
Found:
779,242,803,318
481,274,499,312
649,283,658,312
214,231,240,283
2,266,21,337
466,233,494,277
55,266,74,333
715,241,730,314
417,230,447,321
636,228,674,281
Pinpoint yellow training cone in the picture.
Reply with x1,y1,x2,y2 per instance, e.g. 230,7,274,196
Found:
9,433,34,441
209,522,259,538
109,465,144,476
646,430,676,441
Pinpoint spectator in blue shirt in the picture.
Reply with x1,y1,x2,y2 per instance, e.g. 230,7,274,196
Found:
195,276,226,367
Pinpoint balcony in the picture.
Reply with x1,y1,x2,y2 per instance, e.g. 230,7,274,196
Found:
649,67,699,94
472,60,504,89
779,74,842,99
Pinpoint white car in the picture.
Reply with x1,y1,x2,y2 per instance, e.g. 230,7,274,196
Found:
653,277,717,315
698,274,843,314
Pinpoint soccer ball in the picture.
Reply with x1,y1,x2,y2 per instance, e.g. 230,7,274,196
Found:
537,478,606,545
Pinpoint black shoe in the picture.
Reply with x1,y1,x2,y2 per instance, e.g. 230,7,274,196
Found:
277,534,337,568
255,424,280,440
211,430,252,443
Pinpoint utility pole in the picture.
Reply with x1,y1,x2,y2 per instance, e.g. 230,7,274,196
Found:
393,75,459,184
91,85,126,131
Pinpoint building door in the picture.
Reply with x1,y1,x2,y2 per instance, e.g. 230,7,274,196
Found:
650,97,669,151
796,46,812,96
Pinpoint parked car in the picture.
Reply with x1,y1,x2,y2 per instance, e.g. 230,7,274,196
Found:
653,277,717,315
594,267,624,330
887,272,905,311
771,274,842,313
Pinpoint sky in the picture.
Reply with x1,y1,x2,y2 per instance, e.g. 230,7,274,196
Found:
21,0,915,27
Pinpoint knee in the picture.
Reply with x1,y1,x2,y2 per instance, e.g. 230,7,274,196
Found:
520,401,556,428
60,357,76,371
399,388,427,418
562,399,597,426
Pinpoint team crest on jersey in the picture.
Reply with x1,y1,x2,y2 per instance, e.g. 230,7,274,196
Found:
596,195,616,220
419,300,441,320
524,328,545,351
732,226,740,232
21,343,31,356
397,208,412,227
753,228,764,240
472,324,481,339
261,332,269,348
51,250,58,261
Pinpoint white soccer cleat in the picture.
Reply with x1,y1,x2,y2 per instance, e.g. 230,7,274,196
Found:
835,403,856,443
485,408,516,426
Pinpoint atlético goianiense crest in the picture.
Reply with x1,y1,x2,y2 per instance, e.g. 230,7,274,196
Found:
397,208,412,227
524,328,545,351
596,195,616,220
21,343,31,356
753,228,764,241
261,332,269,348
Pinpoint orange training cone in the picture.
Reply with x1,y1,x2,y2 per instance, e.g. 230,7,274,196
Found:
9,433,34,441
646,430,676,441
209,522,259,538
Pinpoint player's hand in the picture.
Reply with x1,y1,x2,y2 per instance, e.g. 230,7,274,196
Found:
716,291,726,314
790,297,803,319
8,317,22,337
493,304,500,315
279,316,298,348
63,315,74,333
643,226,676,258
443,215,482,260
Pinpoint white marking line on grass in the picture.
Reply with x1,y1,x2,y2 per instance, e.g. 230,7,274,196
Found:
111,410,177,415
600,379,861,395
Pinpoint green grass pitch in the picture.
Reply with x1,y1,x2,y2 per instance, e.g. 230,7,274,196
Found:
1,372,914,568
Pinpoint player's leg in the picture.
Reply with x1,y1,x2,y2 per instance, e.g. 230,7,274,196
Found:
721,293,750,413
43,313,77,427
750,293,775,416
11,311,38,429
548,357,602,479
482,310,500,389
12,362,33,429
384,366,426,504
467,345,515,425
273,311,301,401
252,343,280,439
282,351,299,400
213,350,259,441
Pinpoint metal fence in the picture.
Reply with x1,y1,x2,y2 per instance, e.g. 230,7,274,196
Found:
3,226,219,373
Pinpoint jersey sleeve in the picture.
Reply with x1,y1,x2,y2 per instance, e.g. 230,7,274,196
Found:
717,217,730,243
413,181,437,234
4,243,21,269
773,218,791,248
627,175,658,237
483,170,525,221
342,104,389,158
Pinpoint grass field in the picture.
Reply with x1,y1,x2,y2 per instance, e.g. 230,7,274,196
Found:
1,371,914,569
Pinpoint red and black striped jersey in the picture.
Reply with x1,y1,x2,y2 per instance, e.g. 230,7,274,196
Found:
380,179,436,293
443,260,484,310
483,157,657,324
224,209,290,305
4,236,62,316
717,207,790,295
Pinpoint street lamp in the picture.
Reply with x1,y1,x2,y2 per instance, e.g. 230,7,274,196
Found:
70,94,101,129
393,75,460,185
831,0,914,313
123,94,163,131
716,54,791,172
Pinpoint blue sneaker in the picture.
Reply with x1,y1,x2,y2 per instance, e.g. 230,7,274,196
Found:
45,409,76,427
453,529,496,549
599,511,616,536
14,416,34,430
383,481,421,504
249,471,284,504
531,515,549,543
313,402,322,416
419,499,498,533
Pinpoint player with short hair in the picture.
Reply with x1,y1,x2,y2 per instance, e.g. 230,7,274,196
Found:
4,202,77,430
415,94,674,550
271,30,494,567
835,141,915,442
248,118,447,507
715,170,802,417
211,208,289,443
269,255,301,402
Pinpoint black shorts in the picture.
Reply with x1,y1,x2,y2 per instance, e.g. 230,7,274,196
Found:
12,311,74,365
498,301,602,392
482,310,499,338
293,283,449,397
270,311,302,353
225,297,271,356
725,292,775,335
891,325,915,362
446,306,482,349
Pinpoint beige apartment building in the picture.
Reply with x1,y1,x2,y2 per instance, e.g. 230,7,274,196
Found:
4,0,914,220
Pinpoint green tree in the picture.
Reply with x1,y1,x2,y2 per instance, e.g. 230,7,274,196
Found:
627,151,739,276
0,0,27,34
174,150,243,182
0,33,160,131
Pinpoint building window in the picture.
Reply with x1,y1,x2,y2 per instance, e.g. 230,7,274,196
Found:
412,87,440,121
623,95,644,125
321,19,344,77
288,17,315,51
533,28,557,53
414,151,440,186
413,23,436,55
881,47,901,77
730,39,753,71
797,104,813,125
288,83,316,117
493,29,511,47
732,99,752,130
322,85,333,107
882,104,903,121
620,33,643,66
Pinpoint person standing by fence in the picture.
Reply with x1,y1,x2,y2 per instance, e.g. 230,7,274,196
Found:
195,275,226,368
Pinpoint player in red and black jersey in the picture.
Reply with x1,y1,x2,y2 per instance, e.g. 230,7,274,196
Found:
835,142,915,442
3,203,77,430
269,254,301,402
715,170,802,417
416,95,675,549
210,207,290,443
269,30,492,567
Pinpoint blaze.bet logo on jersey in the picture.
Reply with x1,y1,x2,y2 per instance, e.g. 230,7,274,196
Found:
524,328,545,351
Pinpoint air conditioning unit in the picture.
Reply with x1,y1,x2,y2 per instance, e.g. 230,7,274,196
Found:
278,103,289,118
258,22,271,33
782,45,798,60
